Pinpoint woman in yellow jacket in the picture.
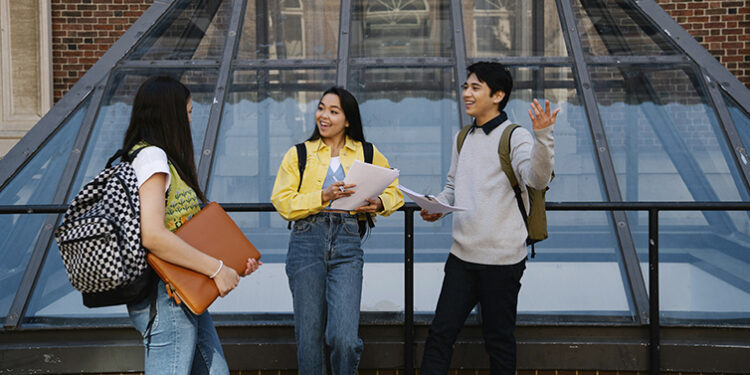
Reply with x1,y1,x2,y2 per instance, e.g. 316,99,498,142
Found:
271,86,403,374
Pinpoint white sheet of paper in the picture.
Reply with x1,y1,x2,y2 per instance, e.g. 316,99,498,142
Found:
398,185,466,214
330,160,399,210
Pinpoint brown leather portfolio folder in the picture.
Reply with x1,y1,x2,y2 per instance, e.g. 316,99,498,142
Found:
147,201,261,315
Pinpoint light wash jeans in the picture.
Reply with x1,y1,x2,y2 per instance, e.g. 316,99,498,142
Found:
127,279,229,375
286,212,364,375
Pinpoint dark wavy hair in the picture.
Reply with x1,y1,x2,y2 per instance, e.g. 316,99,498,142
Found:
122,75,206,202
307,86,366,143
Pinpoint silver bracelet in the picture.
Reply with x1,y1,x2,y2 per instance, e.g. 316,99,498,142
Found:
209,260,223,279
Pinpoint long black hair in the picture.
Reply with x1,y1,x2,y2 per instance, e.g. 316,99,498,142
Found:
307,86,366,143
122,75,206,202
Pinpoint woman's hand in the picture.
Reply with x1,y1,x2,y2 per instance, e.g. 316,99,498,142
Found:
212,261,240,297
240,258,262,277
322,182,356,203
354,197,383,213
420,209,443,222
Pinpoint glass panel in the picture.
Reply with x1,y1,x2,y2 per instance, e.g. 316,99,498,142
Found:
127,0,232,60
640,212,750,325
205,68,335,314
0,101,88,318
349,66,457,313
463,0,567,58
350,0,453,58
591,65,749,263
573,0,679,56
237,0,339,60
67,69,217,199
505,66,631,319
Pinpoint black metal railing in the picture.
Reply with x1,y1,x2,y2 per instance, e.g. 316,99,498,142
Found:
2,201,750,375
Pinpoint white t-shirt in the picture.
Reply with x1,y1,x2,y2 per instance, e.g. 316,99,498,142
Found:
131,146,171,192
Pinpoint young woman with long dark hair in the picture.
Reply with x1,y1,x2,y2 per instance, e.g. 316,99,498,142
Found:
124,75,261,374
271,86,403,374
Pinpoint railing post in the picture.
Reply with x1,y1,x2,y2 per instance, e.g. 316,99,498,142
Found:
404,207,415,375
649,208,660,375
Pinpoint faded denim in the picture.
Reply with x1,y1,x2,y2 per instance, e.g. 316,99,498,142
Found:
286,211,364,375
127,279,229,375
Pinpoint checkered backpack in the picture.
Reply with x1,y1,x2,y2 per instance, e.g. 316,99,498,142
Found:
54,147,155,307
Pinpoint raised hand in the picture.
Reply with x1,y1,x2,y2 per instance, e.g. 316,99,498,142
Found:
528,99,560,130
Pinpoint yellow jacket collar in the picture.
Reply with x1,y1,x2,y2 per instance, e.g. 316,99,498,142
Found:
310,136,359,153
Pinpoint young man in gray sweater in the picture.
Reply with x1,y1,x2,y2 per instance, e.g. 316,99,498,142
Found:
419,62,559,374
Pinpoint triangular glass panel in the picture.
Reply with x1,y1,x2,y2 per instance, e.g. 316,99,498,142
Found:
463,0,568,57
0,99,88,319
573,0,679,55
127,0,233,60
237,0,339,60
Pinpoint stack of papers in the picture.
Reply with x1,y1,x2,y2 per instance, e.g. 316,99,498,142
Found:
330,160,400,210
398,185,466,214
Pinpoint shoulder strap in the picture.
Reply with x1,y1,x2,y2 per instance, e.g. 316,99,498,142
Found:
455,124,473,154
499,124,530,241
362,141,373,164
294,143,307,192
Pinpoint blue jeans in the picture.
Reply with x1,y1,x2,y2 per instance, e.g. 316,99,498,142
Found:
127,279,229,375
286,212,364,375
420,254,526,375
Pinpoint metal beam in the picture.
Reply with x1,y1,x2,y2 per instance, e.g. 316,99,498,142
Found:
0,0,175,191
336,0,353,86
556,0,650,323
632,0,750,113
450,0,469,129
118,59,221,69
196,0,247,190
702,70,750,194
232,59,336,69
3,80,108,329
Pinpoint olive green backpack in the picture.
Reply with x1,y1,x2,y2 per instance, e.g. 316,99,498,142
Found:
456,124,553,257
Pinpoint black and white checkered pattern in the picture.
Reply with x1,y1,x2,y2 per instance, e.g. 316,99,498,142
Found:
55,158,148,295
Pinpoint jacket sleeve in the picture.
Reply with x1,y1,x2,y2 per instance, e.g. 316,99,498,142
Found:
435,132,458,207
372,144,404,217
270,146,327,221
511,126,555,190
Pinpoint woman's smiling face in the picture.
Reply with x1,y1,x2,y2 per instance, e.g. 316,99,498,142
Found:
315,93,348,141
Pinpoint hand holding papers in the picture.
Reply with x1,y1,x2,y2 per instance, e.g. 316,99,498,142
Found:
398,185,466,214
330,160,399,211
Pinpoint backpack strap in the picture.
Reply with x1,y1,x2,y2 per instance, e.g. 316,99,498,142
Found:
288,143,308,229
455,124,473,154
498,124,535,258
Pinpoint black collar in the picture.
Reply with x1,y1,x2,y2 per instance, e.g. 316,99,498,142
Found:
471,112,508,135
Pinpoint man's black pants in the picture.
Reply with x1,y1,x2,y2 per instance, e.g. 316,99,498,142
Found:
420,253,526,375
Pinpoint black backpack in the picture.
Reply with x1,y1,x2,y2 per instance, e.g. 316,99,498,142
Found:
54,148,155,307
290,141,375,238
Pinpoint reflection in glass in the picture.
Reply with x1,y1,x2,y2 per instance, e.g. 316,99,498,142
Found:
463,0,567,57
68,69,217,198
591,65,750,306
238,0,339,59
350,0,453,58
573,0,678,56
724,90,750,165
127,0,231,60
0,102,87,318
208,68,335,260
641,213,750,324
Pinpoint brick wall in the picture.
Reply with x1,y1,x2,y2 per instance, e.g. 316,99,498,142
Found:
655,0,750,89
51,0,153,102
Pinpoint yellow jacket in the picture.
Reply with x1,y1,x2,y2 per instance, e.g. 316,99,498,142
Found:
271,137,404,221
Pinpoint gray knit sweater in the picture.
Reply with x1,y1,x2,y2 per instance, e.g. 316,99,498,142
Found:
436,120,555,265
